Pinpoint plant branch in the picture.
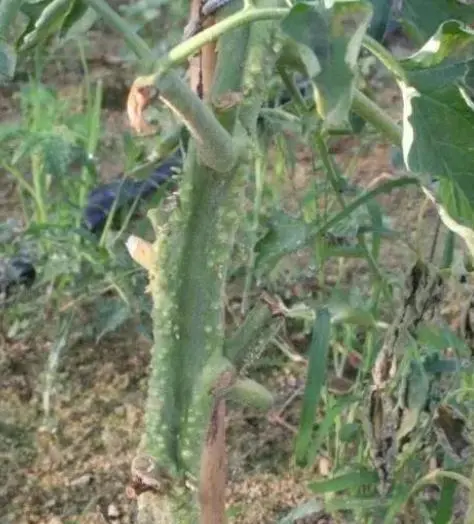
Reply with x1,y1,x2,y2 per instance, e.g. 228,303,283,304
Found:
277,60,402,148
362,34,407,81
277,65,308,114
160,6,288,73
352,89,402,146
133,69,238,172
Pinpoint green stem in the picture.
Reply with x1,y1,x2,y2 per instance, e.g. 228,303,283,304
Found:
313,177,419,240
155,70,238,172
409,469,471,497
428,216,441,262
313,132,345,208
2,162,36,198
31,50,47,223
278,58,402,148
352,89,402,146
160,7,288,72
441,230,455,269
362,34,407,81
465,462,474,524
277,65,308,114
278,66,345,205
82,0,153,62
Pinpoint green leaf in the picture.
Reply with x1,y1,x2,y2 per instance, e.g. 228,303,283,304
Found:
277,499,324,524
12,131,78,178
339,421,360,442
254,177,419,277
434,476,457,524
399,20,474,240
281,0,373,129
325,495,383,512
308,468,379,493
328,301,376,328
0,40,16,81
254,211,308,279
95,298,132,342
367,0,393,42
294,307,331,466
383,484,414,523
58,0,90,37
417,324,470,358
308,395,360,464
19,0,75,51
400,0,474,41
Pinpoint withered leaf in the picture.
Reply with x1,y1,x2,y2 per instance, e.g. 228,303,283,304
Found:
433,404,472,461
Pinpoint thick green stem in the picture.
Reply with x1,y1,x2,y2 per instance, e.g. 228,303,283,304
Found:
150,70,239,172
137,6,282,523
351,89,402,146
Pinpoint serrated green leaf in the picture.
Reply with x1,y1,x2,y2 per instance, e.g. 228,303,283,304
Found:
294,307,331,466
12,131,78,177
281,1,373,128
308,468,379,493
95,298,132,343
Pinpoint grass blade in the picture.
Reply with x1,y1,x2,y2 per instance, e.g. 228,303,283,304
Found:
308,468,379,494
294,307,331,466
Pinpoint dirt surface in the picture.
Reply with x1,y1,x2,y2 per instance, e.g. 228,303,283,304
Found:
1,14,471,524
